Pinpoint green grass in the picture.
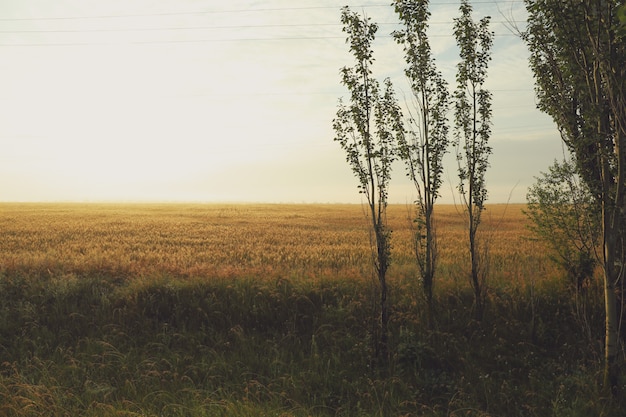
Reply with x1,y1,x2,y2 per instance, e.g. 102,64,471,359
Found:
0,271,621,416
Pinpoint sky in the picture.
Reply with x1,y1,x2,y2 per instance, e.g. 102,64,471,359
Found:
0,0,566,204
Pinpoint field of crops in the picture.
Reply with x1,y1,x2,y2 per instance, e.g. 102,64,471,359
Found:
0,203,617,416
0,202,555,286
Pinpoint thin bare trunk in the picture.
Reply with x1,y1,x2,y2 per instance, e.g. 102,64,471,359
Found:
602,190,619,393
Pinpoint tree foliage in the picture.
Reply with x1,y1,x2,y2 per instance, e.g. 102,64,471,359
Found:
616,2,626,38
525,158,601,292
333,6,404,363
392,0,449,319
453,0,493,321
524,0,626,393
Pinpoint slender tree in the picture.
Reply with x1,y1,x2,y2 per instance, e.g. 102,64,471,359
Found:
453,0,493,321
393,0,449,322
524,0,626,393
333,6,404,363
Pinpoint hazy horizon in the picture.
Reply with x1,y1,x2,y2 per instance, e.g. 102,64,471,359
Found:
0,1,564,204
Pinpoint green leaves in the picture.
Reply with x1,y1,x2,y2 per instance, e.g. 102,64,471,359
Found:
393,0,450,204
341,6,378,74
525,159,600,289
453,0,493,215
615,3,626,38
523,0,626,198
333,7,402,208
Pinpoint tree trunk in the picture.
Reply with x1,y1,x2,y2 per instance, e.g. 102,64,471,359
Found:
602,206,619,394
601,146,621,394
376,224,390,366
469,220,483,321
424,205,435,327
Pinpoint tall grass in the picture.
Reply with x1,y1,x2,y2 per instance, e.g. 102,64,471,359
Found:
0,203,621,415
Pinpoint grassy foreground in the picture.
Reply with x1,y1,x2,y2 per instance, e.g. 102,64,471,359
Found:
0,203,621,416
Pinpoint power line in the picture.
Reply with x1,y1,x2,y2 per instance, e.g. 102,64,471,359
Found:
0,20,526,34
0,37,340,47
0,1,524,21
0,5,390,21
0,1,527,46
0,2,527,46
0,33,521,47
0,29,522,48
0,23,340,33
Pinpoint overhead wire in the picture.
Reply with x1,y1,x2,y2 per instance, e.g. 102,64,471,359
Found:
0,1,524,21
0,1,526,46
0,20,526,34
0,28,523,47
0,2,536,100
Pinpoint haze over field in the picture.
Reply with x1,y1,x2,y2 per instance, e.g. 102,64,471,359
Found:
0,0,564,203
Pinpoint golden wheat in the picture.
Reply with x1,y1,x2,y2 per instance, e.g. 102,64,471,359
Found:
0,203,558,286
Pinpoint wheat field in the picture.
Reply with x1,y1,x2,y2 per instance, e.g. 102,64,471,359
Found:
0,203,555,286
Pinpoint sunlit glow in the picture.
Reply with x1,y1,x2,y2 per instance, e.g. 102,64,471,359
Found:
0,1,563,203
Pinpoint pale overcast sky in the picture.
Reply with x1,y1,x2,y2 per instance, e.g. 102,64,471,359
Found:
0,1,563,203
